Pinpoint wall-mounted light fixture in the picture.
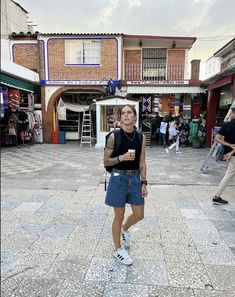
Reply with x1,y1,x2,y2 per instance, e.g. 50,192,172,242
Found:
172,40,176,49
139,40,143,48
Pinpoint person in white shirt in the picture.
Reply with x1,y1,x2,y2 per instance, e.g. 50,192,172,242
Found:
166,120,181,154
159,118,168,147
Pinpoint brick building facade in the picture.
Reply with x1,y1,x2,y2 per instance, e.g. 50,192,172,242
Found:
10,33,205,144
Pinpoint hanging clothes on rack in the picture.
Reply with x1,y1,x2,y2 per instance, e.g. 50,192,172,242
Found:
18,110,29,131
0,86,9,117
9,89,21,111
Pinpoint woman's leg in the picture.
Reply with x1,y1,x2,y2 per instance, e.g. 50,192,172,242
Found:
123,204,144,231
162,133,166,147
112,207,125,249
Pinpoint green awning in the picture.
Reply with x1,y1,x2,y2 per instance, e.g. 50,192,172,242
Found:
0,73,35,92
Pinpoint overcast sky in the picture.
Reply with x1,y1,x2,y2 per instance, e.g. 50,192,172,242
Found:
17,0,235,62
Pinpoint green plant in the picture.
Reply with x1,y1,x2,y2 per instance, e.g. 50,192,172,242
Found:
192,133,202,142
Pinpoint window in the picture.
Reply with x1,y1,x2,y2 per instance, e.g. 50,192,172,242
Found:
142,49,166,80
65,40,101,65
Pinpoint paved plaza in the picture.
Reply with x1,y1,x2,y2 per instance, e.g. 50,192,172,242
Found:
1,143,235,297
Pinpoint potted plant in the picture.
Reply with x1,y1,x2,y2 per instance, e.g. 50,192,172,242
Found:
192,133,202,148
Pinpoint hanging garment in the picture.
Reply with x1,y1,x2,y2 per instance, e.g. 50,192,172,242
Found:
18,110,29,131
153,95,159,113
0,87,9,116
27,112,35,130
142,95,151,113
9,89,21,111
28,93,34,111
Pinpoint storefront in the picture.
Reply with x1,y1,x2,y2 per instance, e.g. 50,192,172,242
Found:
204,38,235,146
205,72,235,146
0,73,41,146
95,96,139,148
125,85,206,130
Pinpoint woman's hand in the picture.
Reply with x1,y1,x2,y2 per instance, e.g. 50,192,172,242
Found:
119,151,135,161
224,151,233,160
141,184,148,198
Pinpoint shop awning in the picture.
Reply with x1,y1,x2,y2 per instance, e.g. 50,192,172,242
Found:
0,73,35,92
127,86,205,94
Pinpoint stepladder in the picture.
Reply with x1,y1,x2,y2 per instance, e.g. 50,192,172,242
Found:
80,108,93,147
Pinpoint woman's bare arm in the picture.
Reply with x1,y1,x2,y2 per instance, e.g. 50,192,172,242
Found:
103,133,120,167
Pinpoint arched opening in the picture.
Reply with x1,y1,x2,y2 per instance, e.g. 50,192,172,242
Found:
42,86,105,143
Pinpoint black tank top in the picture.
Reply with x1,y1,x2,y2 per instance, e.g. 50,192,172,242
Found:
113,129,142,170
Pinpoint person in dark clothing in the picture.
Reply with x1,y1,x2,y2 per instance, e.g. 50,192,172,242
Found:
103,105,147,265
212,106,235,204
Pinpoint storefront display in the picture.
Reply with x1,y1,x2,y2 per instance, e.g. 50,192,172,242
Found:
0,84,37,146
95,96,139,148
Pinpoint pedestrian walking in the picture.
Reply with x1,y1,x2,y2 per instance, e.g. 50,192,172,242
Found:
212,106,235,204
103,105,148,265
166,120,181,154
159,117,168,147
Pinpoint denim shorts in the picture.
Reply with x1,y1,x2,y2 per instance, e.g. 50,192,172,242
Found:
105,169,145,208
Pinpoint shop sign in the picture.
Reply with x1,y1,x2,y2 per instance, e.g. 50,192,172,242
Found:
126,80,189,85
41,80,108,86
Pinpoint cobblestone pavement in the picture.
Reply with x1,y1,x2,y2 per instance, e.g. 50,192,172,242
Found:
1,143,235,297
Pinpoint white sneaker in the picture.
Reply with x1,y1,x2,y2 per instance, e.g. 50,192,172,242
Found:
176,151,182,154
121,229,131,248
165,148,169,154
113,247,133,265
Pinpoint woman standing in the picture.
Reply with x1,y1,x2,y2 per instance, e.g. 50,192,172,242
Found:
103,105,148,265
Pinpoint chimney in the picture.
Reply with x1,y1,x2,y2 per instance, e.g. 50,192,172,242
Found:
191,59,201,80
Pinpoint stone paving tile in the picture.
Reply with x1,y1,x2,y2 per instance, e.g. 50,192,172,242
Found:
125,259,168,286
11,277,64,297
184,219,218,232
219,231,235,248
148,285,195,297
57,280,106,297
1,200,21,211
25,194,51,203
180,209,209,220
14,223,49,236
25,212,58,224
1,144,235,296
205,265,235,292
3,252,58,279
166,261,212,289
1,211,34,223
27,236,68,254
1,235,38,253
46,255,91,282
85,257,127,282
0,275,23,297
103,283,149,297
1,251,22,275
36,202,64,213
60,240,98,258
212,220,235,232
13,202,44,212
163,243,202,264
190,230,227,247
40,223,77,237
196,245,235,266
129,241,164,261
193,289,234,297
94,240,114,258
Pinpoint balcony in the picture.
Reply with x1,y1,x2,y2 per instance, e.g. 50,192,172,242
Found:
124,63,190,81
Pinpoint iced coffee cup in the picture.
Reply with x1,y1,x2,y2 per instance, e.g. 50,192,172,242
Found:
128,149,136,159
